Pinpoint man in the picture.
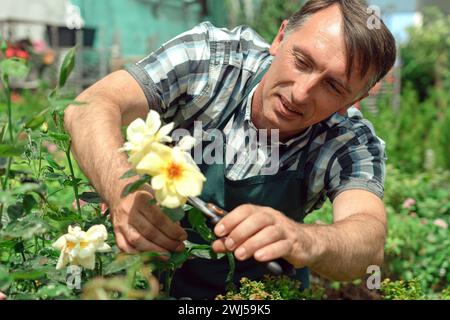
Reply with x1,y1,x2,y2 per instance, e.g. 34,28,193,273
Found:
64,0,396,299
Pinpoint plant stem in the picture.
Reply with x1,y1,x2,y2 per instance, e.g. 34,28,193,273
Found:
66,144,81,215
37,138,43,180
164,269,173,297
5,75,13,142
96,255,103,276
0,75,12,226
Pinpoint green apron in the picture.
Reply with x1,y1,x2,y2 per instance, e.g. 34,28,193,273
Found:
171,66,315,299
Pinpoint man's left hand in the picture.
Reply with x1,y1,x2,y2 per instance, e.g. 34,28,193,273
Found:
211,204,312,267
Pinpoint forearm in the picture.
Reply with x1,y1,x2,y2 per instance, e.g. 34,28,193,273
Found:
64,92,137,208
289,213,386,281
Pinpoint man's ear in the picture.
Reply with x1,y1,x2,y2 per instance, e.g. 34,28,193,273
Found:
269,20,289,56
337,92,369,115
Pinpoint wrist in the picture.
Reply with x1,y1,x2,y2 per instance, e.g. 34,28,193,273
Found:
287,223,324,268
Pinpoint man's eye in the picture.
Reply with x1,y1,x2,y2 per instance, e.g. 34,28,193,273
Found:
295,58,308,69
327,81,341,94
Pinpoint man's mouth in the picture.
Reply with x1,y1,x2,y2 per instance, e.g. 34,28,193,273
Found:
276,95,303,119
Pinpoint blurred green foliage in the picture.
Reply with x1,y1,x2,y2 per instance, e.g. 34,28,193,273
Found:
250,0,303,42
364,86,450,172
401,7,450,100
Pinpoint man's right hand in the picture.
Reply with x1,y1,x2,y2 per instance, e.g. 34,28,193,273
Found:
110,190,188,255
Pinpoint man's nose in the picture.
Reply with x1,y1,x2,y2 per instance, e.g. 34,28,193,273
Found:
291,73,321,105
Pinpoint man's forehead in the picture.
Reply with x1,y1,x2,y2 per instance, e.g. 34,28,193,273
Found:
287,11,372,94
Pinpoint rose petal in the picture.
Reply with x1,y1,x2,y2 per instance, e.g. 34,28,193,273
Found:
96,243,112,252
77,254,96,270
52,236,67,250
158,122,175,139
151,174,166,190
78,244,96,259
86,225,108,242
155,189,184,208
136,152,166,176
127,118,147,140
177,136,196,151
56,251,69,270
174,172,203,197
146,110,162,136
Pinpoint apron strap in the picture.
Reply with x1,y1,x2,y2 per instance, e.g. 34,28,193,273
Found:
295,126,318,179
214,64,270,131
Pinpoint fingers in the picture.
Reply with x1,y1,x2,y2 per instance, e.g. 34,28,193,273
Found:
135,193,188,242
212,238,227,253
212,225,287,261
253,240,292,262
214,204,256,237
115,230,138,254
233,225,285,260
129,210,185,252
116,224,170,255
210,205,293,262
111,190,188,254
222,212,275,251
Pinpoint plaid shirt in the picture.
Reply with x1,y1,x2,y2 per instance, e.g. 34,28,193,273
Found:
125,21,386,213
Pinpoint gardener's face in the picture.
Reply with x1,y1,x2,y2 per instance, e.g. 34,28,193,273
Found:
252,4,372,139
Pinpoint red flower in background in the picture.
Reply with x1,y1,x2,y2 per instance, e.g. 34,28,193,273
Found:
5,45,29,60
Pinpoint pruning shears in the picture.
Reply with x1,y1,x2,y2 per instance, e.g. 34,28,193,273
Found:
187,196,296,277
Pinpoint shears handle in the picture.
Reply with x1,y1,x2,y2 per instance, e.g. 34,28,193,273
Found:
206,203,295,277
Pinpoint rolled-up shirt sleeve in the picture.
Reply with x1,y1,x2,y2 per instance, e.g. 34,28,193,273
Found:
325,126,386,202
124,23,211,114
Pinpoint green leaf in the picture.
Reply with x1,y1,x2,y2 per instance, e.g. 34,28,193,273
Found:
22,194,37,214
45,154,64,170
14,183,45,195
185,241,224,260
0,157,7,169
0,215,50,240
13,293,38,300
0,143,25,157
47,131,70,142
120,169,138,179
36,283,74,299
121,175,151,197
0,58,30,79
162,207,185,222
188,208,215,242
0,190,14,206
79,191,102,204
44,172,65,180
62,177,82,187
24,109,48,130
0,265,12,291
0,240,15,249
7,203,24,220
0,123,7,143
59,47,76,88
104,254,141,275
44,214,83,233
49,97,84,113
168,251,189,269
1,40,7,54
11,269,47,281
